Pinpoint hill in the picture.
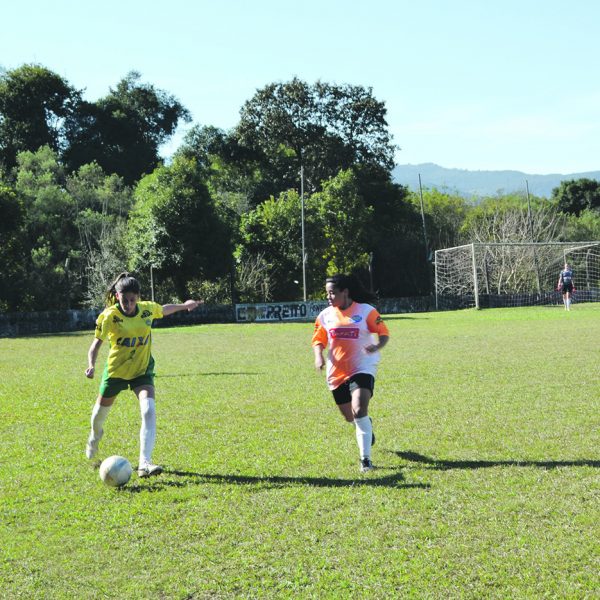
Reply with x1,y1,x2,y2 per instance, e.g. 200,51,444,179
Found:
392,163,600,198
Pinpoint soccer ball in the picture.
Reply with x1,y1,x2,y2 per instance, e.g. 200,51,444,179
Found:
99,455,132,487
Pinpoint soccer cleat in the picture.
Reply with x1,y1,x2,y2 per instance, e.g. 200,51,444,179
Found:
360,457,374,473
137,462,163,478
369,416,375,446
85,432,102,459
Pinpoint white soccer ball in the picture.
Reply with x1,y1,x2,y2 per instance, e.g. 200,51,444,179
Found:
99,455,133,487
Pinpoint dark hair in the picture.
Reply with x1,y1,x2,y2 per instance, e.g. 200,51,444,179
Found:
325,273,377,304
105,272,141,307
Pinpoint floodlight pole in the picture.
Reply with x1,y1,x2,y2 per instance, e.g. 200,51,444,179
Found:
300,165,307,301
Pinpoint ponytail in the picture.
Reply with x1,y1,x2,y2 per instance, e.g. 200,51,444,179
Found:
105,272,141,307
326,273,377,304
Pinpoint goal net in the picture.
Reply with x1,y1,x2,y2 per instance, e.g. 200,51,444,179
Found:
434,241,600,309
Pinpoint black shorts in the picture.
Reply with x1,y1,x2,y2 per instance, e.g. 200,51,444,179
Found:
561,282,573,293
332,373,375,405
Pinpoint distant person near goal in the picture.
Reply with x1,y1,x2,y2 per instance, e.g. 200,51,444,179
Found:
557,262,575,311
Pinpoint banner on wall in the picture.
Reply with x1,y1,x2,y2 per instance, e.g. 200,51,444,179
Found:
235,301,328,323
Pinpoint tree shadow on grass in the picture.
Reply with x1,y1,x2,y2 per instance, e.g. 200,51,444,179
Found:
394,450,600,470
123,468,430,493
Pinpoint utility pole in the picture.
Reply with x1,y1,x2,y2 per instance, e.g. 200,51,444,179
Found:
526,180,542,295
418,174,429,261
300,165,307,301
150,265,155,302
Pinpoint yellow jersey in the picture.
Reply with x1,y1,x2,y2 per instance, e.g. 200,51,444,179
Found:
94,301,164,380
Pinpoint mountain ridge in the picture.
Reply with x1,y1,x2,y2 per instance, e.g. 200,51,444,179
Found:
392,163,600,198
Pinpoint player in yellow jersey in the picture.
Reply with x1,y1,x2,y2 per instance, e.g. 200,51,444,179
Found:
84,272,201,477
312,274,389,473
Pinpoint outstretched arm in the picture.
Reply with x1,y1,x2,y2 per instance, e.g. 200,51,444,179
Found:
162,300,202,317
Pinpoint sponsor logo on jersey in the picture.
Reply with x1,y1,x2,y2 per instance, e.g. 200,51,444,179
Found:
329,327,359,339
116,334,151,348
141,310,152,319
112,315,123,324
351,315,363,323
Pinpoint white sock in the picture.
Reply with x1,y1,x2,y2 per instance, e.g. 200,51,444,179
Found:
139,397,156,466
354,416,372,460
90,404,110,440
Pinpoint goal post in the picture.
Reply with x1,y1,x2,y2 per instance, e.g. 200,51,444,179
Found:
434,241,600,310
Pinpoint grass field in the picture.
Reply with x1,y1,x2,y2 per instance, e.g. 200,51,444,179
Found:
1,304,599,598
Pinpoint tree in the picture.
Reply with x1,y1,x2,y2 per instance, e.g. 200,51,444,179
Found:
64,71,191,184
236,189,307,301
13,147,78,309
234,78,395,201
562,208,600,242
127,156,233,299
234,169,428,300
552,178,600,216
0,64,80,171
15,146,75,255
462,195,564,243
408,188,471,252
66,163,133,307
0,182,26,310
176,124,269,214
312,169,373,277
357,173,429,297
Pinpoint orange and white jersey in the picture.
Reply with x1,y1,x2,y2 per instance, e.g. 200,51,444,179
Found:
312,302,389,390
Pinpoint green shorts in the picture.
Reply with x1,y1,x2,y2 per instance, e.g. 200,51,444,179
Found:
99,357,155,398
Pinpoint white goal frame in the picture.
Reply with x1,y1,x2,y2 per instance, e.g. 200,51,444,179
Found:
434,241,600,310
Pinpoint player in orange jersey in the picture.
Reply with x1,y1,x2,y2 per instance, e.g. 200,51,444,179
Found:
84,272,201,477
312,274,389,472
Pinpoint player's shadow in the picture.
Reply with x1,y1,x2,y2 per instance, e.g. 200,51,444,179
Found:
380,315,425,321
394,450,600,470
123,468,430,493
156,371,262,378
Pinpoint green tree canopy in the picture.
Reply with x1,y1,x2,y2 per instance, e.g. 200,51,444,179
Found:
0,182,26,310
311,169,373,277
12,147,77,308
177,124,269,214
408,188,471,252
236,189,307,301
233,78,395,203
357,174,428,296
552,178,600,216
64,71,191,184
0,64,80,171
128,156,233,299
66,163,133,307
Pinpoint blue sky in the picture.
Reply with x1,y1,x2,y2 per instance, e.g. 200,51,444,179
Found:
2,0,599,174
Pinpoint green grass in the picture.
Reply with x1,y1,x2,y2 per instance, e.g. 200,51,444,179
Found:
1,305,599,598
